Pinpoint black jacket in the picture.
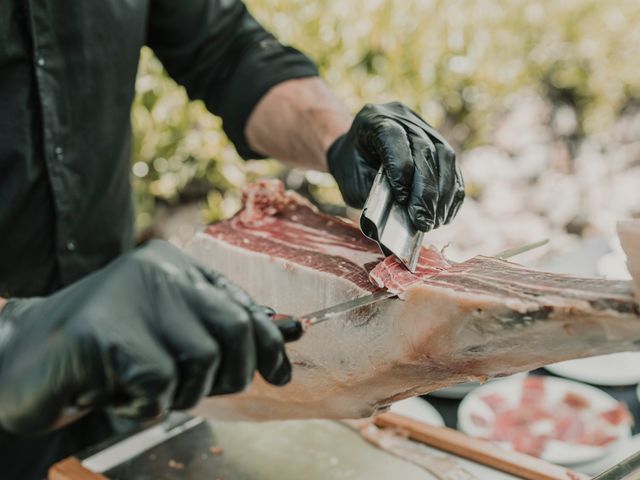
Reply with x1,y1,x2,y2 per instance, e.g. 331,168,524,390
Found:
0,0,317,477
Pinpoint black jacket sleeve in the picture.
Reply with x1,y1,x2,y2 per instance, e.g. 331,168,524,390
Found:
146,0,319,159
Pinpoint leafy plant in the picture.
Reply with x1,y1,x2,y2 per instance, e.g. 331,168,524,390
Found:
130,0,640,229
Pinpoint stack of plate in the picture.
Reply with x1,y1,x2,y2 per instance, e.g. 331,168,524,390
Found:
545,352,640,387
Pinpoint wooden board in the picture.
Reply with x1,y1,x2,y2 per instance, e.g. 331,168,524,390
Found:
375,412,589,480
48,458,108,480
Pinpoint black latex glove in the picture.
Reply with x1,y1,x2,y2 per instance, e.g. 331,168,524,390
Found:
327,102,465,232
0,240,290,435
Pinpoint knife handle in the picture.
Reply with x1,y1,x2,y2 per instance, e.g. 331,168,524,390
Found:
273,315,305,343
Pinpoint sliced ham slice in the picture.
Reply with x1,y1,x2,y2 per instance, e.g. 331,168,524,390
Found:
521,376,546,408
369,248,451,294
188,180,640,421
480,393,510,415
600,403,633,426
562,392,590,410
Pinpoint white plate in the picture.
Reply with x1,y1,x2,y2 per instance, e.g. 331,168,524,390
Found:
390,397,445,427
546,352,640,386
429,373,527,399
458,376,632,466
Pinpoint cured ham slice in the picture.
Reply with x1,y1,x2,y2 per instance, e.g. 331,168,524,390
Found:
600,403,633,426
520,376,545,408
187,180,640,421
562,393,590,410
369,249,451,294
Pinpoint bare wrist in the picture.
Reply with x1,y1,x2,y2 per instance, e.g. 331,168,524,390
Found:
245,77,352,171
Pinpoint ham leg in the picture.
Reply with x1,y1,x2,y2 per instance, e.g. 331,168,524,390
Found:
187,180,640,421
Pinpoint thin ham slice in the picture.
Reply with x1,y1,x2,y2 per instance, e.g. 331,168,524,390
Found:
480,393,510,414
600,403,633,426
520,376,546,408
513,433,547,458
369,248,451,294
562,392,590,410
188,180,640,421
555,413,585,442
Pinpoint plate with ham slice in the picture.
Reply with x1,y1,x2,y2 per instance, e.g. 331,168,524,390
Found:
458,375,633,466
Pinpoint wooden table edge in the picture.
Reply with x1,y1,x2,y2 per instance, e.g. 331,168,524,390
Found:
48,457,109,480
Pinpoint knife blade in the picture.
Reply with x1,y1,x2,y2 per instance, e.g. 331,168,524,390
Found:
493,239,549,259
273,290,396,342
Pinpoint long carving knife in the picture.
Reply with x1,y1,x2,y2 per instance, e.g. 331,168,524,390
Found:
273,289,395,342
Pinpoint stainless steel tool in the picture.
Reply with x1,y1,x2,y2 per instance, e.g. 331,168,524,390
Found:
360,166,424,273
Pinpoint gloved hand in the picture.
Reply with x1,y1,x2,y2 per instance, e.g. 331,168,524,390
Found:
0,240,290,435
327,102,465,232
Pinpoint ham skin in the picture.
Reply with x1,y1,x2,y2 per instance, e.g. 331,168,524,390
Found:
187,180,640,421
618,219,640,295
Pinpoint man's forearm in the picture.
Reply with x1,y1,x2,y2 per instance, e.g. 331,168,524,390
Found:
0,297,6,312
245,77,352,171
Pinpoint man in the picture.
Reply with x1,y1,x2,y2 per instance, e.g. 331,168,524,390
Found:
0,0,464,477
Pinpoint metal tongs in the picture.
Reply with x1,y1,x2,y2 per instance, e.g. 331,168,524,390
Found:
593,450,640,479
360,167,424,273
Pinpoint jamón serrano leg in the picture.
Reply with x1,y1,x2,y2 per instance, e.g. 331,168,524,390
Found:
188,181,640,421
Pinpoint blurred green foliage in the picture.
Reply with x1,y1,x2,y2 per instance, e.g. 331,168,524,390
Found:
130,0,640,230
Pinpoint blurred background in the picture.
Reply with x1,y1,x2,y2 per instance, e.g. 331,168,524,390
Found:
131,0,640,269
